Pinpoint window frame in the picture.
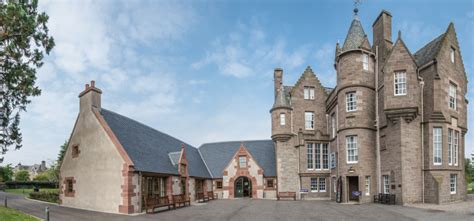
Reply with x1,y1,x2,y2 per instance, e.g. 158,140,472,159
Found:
394,71,407,96
304,86,315,100
333,177,337,193
450,47,455,63
362,53,369,71
346,136,358,164
266,179,274,188
319,177,326,192
454,130,459,166
279,113,286,126
433,127,442,165
450,174,457,194
322,143,329,169
346,92,357,112
216,181,223,189
448,129,453,166
310,178,318,192
315,143,321,169
383,175,390,194
238,156,247,168
331,113,336,138
307,143,314,169
449,83,457,110
305,112,315,130
365,176,371,196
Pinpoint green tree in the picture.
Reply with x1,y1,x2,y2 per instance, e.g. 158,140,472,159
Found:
466,158,473,183
0,164,13,182
0,0,55,163
32,172,48,181
57,140,68,166
14,170,29,181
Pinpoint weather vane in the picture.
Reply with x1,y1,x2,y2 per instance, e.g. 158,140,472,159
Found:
354,0,361,15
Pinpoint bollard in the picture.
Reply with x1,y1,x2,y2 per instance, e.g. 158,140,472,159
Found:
45,207,50,221
4,197,7,208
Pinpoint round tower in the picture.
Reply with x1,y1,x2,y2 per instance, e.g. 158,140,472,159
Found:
334,8,377,203
270,68,292,142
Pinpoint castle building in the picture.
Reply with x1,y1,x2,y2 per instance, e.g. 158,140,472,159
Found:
59,9,467,214
271,9,467,204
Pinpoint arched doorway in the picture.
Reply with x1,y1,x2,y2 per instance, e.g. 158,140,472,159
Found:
234,176,252,198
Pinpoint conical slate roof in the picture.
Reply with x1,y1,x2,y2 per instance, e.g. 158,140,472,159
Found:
272,84,291,110
342,18,366,51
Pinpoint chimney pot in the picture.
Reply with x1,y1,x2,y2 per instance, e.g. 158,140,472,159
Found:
85,84,90,89
91,80,95,87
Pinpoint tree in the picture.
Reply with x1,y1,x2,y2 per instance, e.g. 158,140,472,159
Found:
466,158,473,183
0,0,55,163
33,172,48,181
0,164,13,182
14,170,29,181
57,140,68,166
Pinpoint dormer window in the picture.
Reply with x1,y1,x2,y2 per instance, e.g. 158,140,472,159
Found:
304,86,315,100
450,47,455,63
362,53,369,71
394,71,407,96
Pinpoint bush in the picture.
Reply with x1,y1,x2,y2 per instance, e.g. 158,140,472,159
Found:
29,191,59,204
5,181,58,189
33,173,49,182
14,170,30,182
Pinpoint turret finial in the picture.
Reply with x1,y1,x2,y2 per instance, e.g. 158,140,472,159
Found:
354,0,361,18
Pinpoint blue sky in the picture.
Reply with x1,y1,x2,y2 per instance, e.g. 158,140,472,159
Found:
1,0,473,166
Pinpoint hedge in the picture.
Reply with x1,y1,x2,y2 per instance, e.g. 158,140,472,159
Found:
5,181,58,189
29,192,60,204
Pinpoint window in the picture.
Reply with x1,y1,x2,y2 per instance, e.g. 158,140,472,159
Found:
346,92,357,112
307,143,314,169
280,113,286,126
267,179,274,188
331,113,336,138
433,128,442,165
383,175,390,194
239,156,247,168
305,112,314,130
346,136,358,163
449,83,456,110
450,174,457,194
304,87,315,100
394,71,407,95
365,176,371,196
333,177,337,193
362,53,369,71
319,178,326,192
315,144,321,169
65,177,75,197
216,181,223,189
67,180,74,193
454,130,459,166
448,129,453,165
311,178,318,192
72,145,80,158
450,47,455,63
322,144,329,169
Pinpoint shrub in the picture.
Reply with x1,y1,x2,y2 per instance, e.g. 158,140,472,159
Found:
29,191,59,204
14,170,30,181
33,173,49,182
5,181,58,189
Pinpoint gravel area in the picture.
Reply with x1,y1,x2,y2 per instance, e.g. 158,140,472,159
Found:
405,196,474,215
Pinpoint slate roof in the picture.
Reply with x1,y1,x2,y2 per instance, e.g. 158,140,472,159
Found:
272,85,291,110
342,17,367,51
168,152,181,166
414,33,445,66
198,140,276,178
100,109,211,178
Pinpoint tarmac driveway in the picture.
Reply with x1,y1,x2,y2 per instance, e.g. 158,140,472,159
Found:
0,191,472,221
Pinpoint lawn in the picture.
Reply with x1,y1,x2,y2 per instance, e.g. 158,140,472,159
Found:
4,188,58,196
468,182,474,194
0,206,39,221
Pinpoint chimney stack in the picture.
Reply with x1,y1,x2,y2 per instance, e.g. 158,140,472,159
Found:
372,10,393,72
79,80,102,113
274,68,283,97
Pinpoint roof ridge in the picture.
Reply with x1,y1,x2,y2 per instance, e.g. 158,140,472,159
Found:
198,139,272,148
414,32,445,56
101,108,197,149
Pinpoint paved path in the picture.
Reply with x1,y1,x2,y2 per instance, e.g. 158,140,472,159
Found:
1,192,472,221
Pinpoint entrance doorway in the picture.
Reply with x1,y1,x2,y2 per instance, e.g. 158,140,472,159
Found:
234,176,252,198
347,176,359,202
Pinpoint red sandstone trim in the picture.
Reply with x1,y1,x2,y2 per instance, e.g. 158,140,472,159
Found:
119,163,136,214
63,177,76,197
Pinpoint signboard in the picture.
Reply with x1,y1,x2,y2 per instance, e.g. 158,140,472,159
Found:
352,191,361,197
330,152,336,169
299,189,309,193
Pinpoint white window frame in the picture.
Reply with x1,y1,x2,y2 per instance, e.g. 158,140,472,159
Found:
448,129,453,166
322,144,329,169
394,71,407,96
450,47,455,63
346,136,358,164
333,177,337,193
319,178,326,192
307,143,314,169
279,113,286,126
305,112,314,130
239,156,247,168
454,130,459,166
365,176,370,196
449,83,457,110
304,86,315,100
310,178,318,192
362,53,369,71
346,92,357,112
450,174,457,194
331,113,336,138
433,128,442,165
383,175,390,194
315,143,321,169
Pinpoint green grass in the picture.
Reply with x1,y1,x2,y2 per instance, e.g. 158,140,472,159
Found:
0,206,39,221
468,182,474,194
4,188,58,196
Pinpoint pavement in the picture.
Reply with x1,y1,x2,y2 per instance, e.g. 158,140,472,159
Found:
0,191,473,221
